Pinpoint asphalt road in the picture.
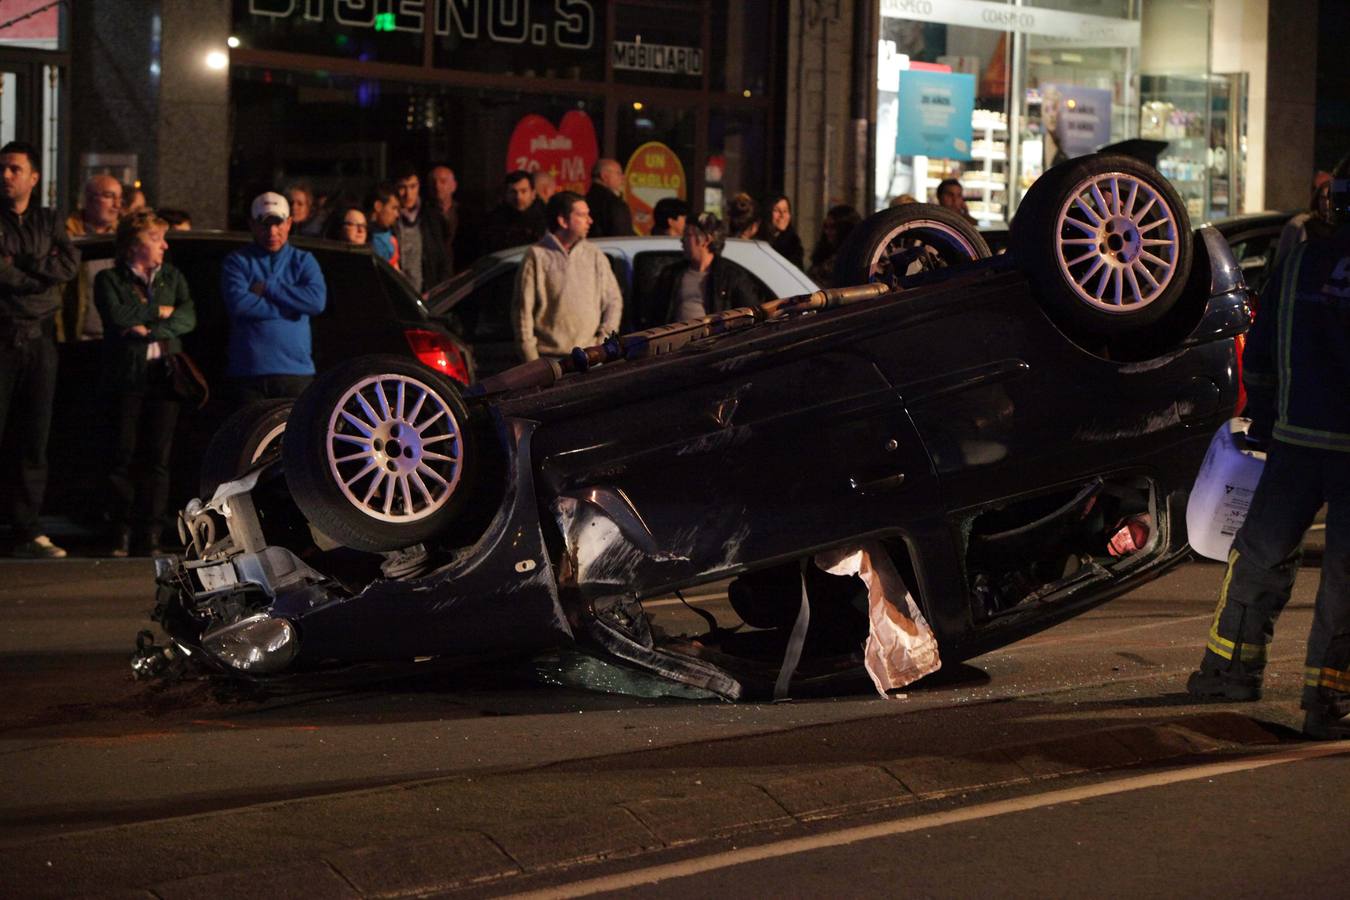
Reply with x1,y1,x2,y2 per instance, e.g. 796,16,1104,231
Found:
1,556,1346,897
530,749,1350,899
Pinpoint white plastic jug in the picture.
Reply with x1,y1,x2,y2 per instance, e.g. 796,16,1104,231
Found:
1186,418,1267,561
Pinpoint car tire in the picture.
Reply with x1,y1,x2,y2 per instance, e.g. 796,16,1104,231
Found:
1010,153,1193,336
283,355,478,553
834,203,991,288
199,398,293,499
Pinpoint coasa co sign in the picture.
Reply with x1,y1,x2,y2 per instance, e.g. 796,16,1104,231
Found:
880,0,1140,48
247,0,597,50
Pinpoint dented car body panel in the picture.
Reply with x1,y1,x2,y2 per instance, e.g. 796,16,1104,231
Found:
283,419,574,665
151,222,1250,700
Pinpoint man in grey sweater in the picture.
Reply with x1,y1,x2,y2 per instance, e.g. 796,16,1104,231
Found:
513,191,622,362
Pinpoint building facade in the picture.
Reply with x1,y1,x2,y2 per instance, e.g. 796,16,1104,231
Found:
0,1,1326,245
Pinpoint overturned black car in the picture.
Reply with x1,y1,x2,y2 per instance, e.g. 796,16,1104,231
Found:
141,155,1252,700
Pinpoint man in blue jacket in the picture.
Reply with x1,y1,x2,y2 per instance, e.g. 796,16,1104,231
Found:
1186,156,1350,739
220,192,327,407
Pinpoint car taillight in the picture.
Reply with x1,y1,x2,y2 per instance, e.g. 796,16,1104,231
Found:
1232,296,1257,416
404,328,470,385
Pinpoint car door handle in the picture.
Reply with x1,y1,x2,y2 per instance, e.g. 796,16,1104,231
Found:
850,473,906,495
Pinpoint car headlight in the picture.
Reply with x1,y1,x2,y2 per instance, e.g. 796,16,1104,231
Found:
201,614,298,674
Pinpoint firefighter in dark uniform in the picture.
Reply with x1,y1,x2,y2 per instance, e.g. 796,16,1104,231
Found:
1186,156,1350,739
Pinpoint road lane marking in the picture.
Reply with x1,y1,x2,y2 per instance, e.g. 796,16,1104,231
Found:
643,593,729,608
505,740,1350,899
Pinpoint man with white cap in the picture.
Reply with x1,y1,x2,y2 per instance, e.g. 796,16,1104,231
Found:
220,191,327,407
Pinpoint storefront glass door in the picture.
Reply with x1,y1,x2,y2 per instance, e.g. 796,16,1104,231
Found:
877,1,1140,226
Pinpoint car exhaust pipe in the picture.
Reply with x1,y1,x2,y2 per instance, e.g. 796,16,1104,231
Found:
472,283,892,396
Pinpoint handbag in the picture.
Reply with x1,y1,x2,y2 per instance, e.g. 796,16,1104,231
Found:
165,350,210,409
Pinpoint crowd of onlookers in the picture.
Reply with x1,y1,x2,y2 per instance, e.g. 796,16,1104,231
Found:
236,161,990,293
2,139,328,561
266,160,830,287
3,137,991,560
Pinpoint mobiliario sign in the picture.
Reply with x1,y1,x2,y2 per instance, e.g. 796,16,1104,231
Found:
611,40,703,76
880,0,1140,48
247,0,597,50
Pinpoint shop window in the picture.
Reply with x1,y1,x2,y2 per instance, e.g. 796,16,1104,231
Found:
612,2,703,89
0,71,15,146
432,0,605,81
232,0,424,65
707,107,767,218
229,67,604,230
876,4,1140,224
709,0,771,96
616,102,695,235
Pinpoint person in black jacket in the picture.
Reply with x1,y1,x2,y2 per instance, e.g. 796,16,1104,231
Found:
391,161,449,294
765,193,805,270
1185,155,1350,740
0,141,80,558
484,170,547,253
586,159,633,237
808,204,861,288
648,212,766,328
94,210,196,556
651,197,688,237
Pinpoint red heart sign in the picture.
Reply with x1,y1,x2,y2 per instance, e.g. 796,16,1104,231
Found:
506,111,599,195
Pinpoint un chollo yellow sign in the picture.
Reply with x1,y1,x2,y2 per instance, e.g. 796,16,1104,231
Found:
624,142,687,236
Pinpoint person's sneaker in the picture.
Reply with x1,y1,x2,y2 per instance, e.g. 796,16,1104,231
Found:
1186,667,1262,702
132,533,166,558
1302,709,1350,740
12,535,68,559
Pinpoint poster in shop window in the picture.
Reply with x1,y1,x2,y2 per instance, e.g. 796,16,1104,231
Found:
623,142,687,236
505,111,599,195
1042,84,1112,166
895,70,975,160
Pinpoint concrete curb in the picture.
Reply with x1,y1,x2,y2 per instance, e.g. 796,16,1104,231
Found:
9,712,1282,899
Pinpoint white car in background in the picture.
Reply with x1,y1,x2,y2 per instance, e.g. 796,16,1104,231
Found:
425,237,819,377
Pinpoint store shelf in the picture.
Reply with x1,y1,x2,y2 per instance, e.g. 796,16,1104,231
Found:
908,109,1009,225
1140,74,1244,220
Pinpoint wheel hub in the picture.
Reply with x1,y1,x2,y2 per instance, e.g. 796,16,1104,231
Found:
1053,171,1180,312
1099,216,1141,265
325,373,464,524
373,422,424,475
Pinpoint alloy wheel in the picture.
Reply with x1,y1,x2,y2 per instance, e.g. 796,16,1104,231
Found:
324,373,464,524
1053,171,1181,314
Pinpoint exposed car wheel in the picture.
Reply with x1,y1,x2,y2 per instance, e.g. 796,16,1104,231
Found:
199,398,293,499
1011,154,1193,335
835,203,991,289
283,355,477,553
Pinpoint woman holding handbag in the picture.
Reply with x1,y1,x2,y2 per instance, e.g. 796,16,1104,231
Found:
94,209,197,556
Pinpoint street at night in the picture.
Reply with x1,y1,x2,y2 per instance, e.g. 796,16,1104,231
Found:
3,0,1350,896
3,556,1347,897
